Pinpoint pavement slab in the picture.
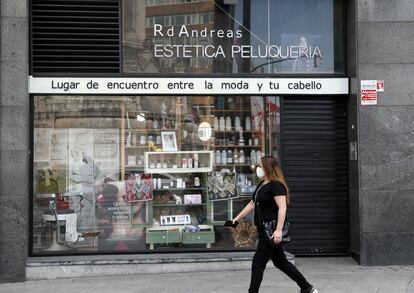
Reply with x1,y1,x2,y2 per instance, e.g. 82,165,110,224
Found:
1,257,414,293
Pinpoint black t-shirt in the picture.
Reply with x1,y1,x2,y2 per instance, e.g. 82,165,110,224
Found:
252,180,287,227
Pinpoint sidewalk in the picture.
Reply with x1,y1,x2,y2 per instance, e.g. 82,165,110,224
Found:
1,257,413,293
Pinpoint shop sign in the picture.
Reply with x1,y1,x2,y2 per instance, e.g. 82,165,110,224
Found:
29,76,349,95
361,80,377,105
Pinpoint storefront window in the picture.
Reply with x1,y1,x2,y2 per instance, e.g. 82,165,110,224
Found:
123,0,344,74
32,95,280,254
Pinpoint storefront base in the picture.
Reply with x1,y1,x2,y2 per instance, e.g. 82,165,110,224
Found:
26,252,295,281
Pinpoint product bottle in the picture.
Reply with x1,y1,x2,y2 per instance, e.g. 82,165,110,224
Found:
226,116,232,131
193,153,199,168
253,134,259,146
219,117,225,131
256,150,261,165
213,116,219,130
245,117,251,131
234,149,239,163
215,150,221,164
194,176,200,187
235,117,241,131
251,150,256,165
227,149,233,164
221,150,227,165
239,150,246,164
238,131,245,146
157,178,162,189
153,118,159,129
182,157,188,169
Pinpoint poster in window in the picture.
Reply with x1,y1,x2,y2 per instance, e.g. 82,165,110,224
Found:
68,129,95,231
208,172,238,201
93,129,119,182
124,173,153,202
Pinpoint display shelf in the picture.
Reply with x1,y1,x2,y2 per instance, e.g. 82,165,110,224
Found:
214,164,254,167
153,187,206,192
125,145,162,148
212,145,261,148
128,129,172,133
213,130,260,133
147,167,212,174
211,109,252,112
144,151,214,174
153,203,207,207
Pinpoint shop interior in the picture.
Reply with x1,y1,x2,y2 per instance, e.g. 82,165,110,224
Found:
32,95,280,254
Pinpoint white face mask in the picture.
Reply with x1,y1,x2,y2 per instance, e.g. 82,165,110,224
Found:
256,167,265,178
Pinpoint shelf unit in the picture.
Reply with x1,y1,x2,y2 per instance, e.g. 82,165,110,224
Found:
152,203,207,207
208,97,265,224
144,151,214,174
146,225,215,250
118,96,270,248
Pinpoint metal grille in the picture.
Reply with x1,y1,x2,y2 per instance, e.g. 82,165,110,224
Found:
281,97,349,255
31,0,120,74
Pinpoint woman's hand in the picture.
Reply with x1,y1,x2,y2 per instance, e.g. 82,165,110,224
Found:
272,229,282,244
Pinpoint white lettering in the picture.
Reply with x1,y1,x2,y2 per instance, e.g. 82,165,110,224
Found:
179,25,189,37
154,24,163,37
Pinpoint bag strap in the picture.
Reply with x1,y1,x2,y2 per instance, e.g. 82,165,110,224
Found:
254,183,266,225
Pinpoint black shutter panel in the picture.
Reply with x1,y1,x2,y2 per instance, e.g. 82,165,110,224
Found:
31,0,120,74
281,97,349,255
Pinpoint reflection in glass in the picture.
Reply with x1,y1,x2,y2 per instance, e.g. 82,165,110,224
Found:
123,0,343,74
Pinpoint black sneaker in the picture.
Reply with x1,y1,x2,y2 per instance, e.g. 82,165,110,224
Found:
300,286,318,293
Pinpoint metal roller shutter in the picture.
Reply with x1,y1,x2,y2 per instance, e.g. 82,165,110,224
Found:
31,0,120,74
281,97,349,255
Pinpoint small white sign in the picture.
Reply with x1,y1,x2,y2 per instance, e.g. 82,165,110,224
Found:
376,80,384,92
160,214,191,226
361,80,377,105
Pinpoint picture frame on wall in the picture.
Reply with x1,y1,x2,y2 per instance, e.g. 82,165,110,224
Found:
161,131,177,151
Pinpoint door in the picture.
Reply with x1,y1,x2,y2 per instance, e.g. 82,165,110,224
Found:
280,96,348,255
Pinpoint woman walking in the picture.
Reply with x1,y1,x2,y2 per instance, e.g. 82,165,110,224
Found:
233,156,318,293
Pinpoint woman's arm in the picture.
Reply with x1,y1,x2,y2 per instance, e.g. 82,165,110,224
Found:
272,196,287,244
233,200,255,223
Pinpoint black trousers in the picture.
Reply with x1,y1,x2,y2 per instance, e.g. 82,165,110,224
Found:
248,236,312,293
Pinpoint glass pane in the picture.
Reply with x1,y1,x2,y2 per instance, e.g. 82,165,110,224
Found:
123,0,344,74
32,95,276,255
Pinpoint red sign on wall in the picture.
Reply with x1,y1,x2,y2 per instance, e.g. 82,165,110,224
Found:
361,80,377,105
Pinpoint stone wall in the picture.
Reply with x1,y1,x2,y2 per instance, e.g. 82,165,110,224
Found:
0,0,30,282
356,0,414,265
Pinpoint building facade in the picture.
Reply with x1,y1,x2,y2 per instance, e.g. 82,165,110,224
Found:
0,0,413,283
